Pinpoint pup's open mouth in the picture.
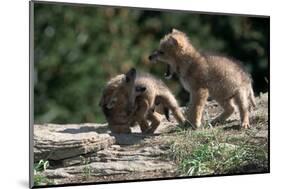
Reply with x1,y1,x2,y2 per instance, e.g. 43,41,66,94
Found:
164,64,173,80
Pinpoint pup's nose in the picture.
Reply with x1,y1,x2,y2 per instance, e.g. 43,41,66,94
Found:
148,55,153,60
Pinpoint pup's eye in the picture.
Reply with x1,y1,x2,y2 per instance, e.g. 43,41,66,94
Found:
158,50,164,55
135,86,146,92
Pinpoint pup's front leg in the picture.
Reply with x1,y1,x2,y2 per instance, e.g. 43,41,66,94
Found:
187,88,209,128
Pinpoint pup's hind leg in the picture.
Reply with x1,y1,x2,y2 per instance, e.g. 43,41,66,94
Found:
145,111,161,134
234,90,250,129
138,120,150,133
212,98,235,125
134,99,150,133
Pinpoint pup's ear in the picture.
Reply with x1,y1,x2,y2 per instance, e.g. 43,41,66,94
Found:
135,86,146,93
172,28,187,38
172,28,181,33
125,68,136,83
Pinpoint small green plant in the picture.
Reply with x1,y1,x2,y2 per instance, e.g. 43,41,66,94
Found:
80,156,92,180
80,155,90,165
82,165,92,179
34,160,49,172
34,160,54,186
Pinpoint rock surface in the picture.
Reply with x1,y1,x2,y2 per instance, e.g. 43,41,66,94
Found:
34,123,115,161
34,122,178,185
33,93,268,185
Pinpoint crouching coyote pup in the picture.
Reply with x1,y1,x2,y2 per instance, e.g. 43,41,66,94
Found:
99,72,134,134
149,29,256,129
125,68,186,133
99,68,186,134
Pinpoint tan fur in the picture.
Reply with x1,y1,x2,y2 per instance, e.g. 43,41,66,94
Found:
99,74,133,133
127,72,186,133
149,29,256,129
100,69,186,134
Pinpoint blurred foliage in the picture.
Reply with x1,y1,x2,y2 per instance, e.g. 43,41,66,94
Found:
33,2,269,124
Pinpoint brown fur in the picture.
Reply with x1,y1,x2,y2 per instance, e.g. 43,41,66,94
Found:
126,71,186,133
100,69,186,134
149,29,256,129
99,74,133,133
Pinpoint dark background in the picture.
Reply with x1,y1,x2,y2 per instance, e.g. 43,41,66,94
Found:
34,2,269,124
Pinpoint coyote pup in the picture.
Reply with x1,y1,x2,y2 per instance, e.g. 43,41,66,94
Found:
100,68,186,134
99,69,169,133
125,68,186,133
99,73,134,133
149,29,255,129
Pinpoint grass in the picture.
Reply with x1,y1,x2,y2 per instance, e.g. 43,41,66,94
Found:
34,174,54,186
168,127,268,176
168,95,269,177
34,160,54,186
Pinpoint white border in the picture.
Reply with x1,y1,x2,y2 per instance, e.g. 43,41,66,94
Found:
0,0,280,189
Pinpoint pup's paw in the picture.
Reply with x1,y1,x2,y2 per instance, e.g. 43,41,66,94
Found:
241,122,251,129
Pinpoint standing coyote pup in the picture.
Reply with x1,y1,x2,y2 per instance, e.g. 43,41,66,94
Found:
126,68,186,133
149,29,256,129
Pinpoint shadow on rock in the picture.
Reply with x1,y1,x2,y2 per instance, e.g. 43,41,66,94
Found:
58,126,109,134
223,123,241,131
110,133,160,145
